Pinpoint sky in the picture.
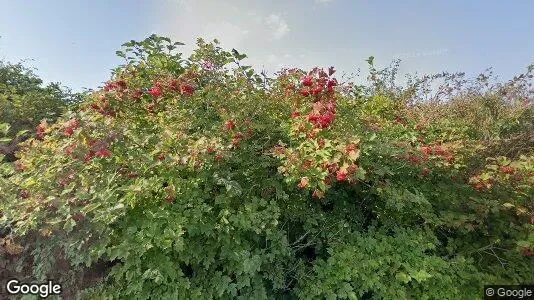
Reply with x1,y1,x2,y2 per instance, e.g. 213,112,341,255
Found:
0,0,533,92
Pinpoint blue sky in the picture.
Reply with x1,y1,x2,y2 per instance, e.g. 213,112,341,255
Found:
1,0,533,92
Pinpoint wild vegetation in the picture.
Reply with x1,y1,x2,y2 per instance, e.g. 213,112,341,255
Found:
0,60,82,162
0,35,532,299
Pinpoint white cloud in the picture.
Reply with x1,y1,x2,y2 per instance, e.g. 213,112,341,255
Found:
200,22,250,48
265,14,290,40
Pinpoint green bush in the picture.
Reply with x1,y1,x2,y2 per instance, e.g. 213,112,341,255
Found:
0,60,83,161
0,35,532,299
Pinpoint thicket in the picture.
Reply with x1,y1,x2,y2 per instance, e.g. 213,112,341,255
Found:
0,60,82,162
0,35,532,299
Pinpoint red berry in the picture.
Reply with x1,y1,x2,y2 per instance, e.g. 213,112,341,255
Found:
132,90,143,99
149,85,163,98
95,148,112,158
433,145,446,156
180,83,195,96
232,137,241,147
336,170,348,182
499,166,516,174
63,127,75,137
301,76,314,87
169,79,180,90
117,80,127,90
420,146,433,155
20,190,30,199
225,120,236,131
70,118,80,129
312,85,323,95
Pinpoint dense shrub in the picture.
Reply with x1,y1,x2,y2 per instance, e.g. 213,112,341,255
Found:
0,60,83,161
0,35,532,299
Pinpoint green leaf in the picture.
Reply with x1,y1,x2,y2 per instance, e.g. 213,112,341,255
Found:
16,129,30,138
0,123,10,136
411,270,432,282
396,272,412,283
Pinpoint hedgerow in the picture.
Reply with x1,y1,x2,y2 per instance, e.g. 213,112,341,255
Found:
0,35,532,299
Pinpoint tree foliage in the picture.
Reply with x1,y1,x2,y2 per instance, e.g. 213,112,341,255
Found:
0,60,83,161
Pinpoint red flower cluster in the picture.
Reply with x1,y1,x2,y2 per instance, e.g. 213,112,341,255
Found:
63,118,80,137
301,75,314,87
521,248,534,256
